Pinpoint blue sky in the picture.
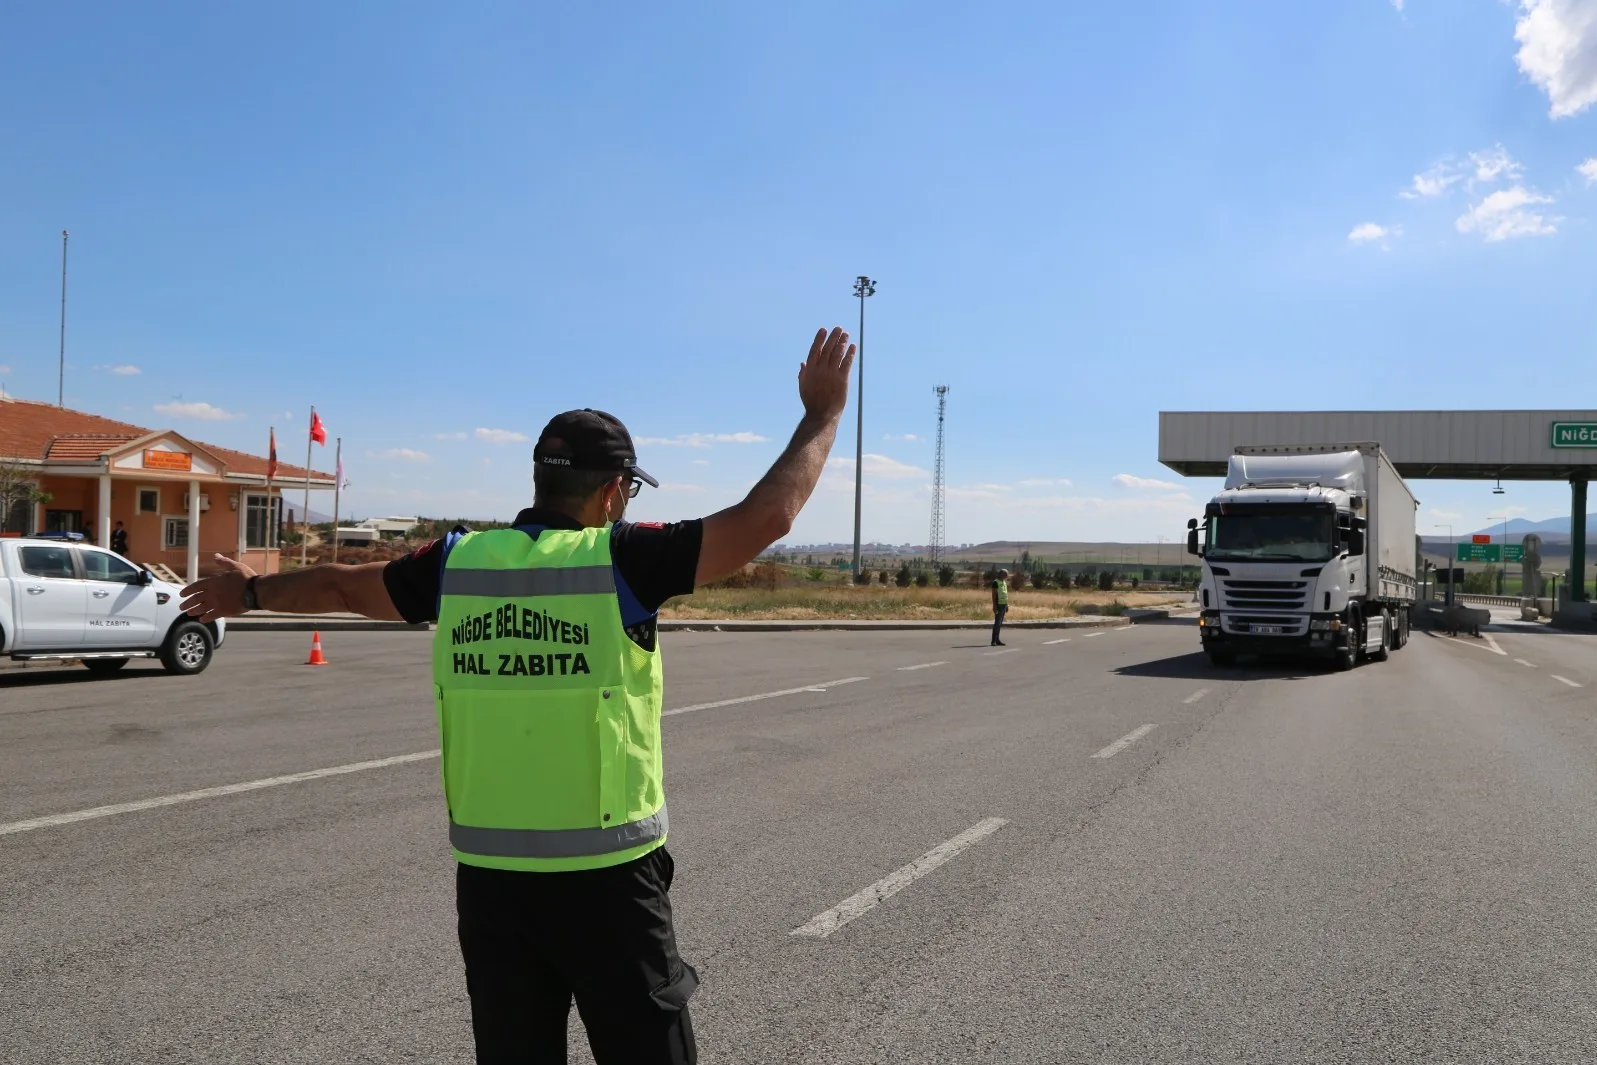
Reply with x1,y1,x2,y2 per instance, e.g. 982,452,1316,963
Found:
2,1,1596,546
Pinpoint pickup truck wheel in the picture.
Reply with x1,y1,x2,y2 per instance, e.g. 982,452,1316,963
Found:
161,622,213,676
83,658,130,676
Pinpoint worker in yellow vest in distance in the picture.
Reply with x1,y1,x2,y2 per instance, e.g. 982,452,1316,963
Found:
179,326,858,1064
991,567,1010,646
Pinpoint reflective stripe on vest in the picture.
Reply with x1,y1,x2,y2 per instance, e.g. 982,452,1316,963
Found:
450,804,667,859
432,525,667,873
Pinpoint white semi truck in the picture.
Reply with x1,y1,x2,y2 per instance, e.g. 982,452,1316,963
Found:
1186,443,1418,671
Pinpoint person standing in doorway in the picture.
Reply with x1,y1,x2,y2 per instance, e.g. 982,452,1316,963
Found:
991,568,1010,646
178,325,857,1064
111,521,129,557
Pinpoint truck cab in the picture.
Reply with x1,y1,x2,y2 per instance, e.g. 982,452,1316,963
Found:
0,534,225,675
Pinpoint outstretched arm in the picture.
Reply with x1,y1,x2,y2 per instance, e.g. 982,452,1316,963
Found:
180,554,403,623
695,327,855,586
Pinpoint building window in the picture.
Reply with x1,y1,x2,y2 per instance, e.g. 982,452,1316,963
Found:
164,516,190,550
137,487,160,514
245,494,283,549
45,509,84,534
82,550,143,585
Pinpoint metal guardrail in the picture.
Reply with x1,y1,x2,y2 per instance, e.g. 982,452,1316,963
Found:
1455,594,1528,608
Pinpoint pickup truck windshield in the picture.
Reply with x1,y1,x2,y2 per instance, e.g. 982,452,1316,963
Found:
1207,511,1335,562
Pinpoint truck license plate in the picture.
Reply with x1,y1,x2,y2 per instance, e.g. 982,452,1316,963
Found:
1252,624,1284,635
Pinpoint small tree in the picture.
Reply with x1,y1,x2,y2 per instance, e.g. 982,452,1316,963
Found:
938,564,956,587
1098,570,1115,592
895,562,912,588
914,570,931,588
854,569,872,585
0,461,51,534
878,569,890,585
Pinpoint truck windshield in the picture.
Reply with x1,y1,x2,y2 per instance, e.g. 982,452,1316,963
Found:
1207,511,1335,562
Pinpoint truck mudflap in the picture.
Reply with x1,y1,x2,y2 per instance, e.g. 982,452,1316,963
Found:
1200,612,1348,657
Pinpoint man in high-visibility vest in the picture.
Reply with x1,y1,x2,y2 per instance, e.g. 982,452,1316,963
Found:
180,326,857,1064
990,567,1010,646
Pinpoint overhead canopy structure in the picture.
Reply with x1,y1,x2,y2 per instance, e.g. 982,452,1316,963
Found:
1159,410,1597,482
1158,409,1597,608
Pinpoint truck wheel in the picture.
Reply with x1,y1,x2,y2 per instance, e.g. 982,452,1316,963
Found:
83,658,130,676
1370,612,1391,662
160,621,214,676
1208,650,1237,668
1334,622,1359,672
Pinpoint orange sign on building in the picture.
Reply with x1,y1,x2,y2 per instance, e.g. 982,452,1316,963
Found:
143,449,193,472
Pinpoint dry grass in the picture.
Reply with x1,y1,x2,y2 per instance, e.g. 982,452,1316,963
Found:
661,585,1188,621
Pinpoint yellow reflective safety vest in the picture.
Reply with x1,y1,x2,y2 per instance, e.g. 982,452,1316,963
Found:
432,525,667,872
994,578,1009,606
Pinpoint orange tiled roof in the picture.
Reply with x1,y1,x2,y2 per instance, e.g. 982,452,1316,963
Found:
0,396,332,481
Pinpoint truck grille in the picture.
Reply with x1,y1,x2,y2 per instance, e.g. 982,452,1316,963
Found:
1221,579,1309,612
1223,615,1307,636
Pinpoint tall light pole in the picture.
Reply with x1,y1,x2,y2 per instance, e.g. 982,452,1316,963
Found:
851,275,875,579
58,229,69,407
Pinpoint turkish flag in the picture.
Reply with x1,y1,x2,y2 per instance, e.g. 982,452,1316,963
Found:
268,428,278,481
310,410,327,446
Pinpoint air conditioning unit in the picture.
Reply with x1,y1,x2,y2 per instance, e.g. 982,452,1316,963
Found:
181,492,212,512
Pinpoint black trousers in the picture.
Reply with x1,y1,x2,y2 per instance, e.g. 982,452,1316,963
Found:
991,605,1008,644
456,847,698,1064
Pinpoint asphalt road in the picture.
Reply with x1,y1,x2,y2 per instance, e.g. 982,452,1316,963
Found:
5,619,1597,1063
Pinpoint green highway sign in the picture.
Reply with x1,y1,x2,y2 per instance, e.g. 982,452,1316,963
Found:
1551,422,1597,448
1456,544,1524,563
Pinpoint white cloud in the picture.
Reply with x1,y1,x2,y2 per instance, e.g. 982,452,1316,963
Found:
153,401,244,421
1428,509,1465,523
1400,161,1464,200
827,454,931,480
370,448,431,462
0,365,9,374
1348,222,1402,248
1456,186,1559,241
636,432,769,448
1391,0,1404,9
476,428,530,445
1468,145,1525,187
96,364,141,376
1017,477,1074,488
883,433,920,442
1114,473,1185,491
1515,0,1597,119
433,431,468,441
1579,158,1597,183
691,459,710,466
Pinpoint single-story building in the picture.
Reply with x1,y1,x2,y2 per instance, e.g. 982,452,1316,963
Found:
0,395,333,580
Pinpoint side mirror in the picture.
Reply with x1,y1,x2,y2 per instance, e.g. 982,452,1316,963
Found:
139,568,154,585
1186,518,1200,556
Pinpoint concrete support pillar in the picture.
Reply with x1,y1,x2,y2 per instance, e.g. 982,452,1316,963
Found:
186,478,201,583
97,474,112,548
1572,478,1588,602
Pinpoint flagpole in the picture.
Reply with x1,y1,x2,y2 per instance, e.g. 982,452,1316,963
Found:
301,406,314,567
332,437,342,565
266,426,277,572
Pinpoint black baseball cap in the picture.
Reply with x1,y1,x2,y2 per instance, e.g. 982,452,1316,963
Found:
534,409,658,487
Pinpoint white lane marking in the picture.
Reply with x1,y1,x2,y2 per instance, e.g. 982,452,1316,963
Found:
1183,688,1211,705
897,661,947,671
1092,724,1157,759
1553,675,1584,688
1085,632,1105,639
1043,638,1071,645
0,750,441,837
1431,633,1507,655
983,648,1018,656
790,818,1009,938
663,677,869,717
1483,633,1507,656
1515,658,1537,668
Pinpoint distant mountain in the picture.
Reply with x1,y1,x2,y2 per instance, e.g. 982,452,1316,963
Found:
1468,515,1596,537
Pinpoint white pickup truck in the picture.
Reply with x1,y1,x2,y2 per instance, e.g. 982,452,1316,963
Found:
0,534,224,676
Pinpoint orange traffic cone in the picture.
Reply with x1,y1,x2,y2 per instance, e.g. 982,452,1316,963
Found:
305,630,329,666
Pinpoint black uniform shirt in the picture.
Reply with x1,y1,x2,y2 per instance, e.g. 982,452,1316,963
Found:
383,508,702,649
